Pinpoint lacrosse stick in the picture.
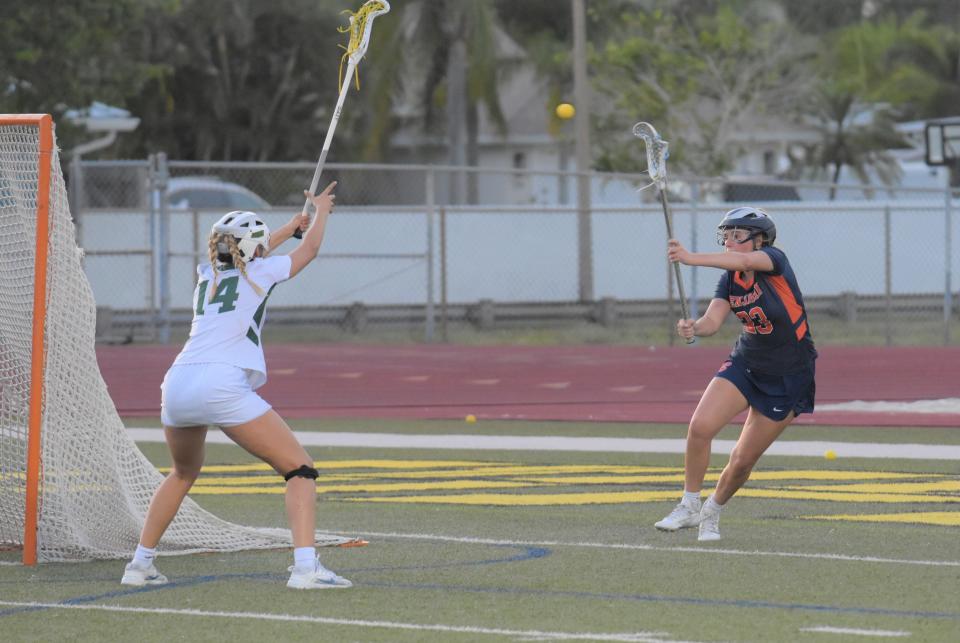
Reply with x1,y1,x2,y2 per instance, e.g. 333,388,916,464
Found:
293,0,391,238
632,122,694,344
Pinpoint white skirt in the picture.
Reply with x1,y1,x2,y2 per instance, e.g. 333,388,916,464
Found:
160,362,271,428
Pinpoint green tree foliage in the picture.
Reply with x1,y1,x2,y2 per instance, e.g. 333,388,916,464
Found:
783,0,867,34
354,0,512,204
6,0,958,181
0,0,160,149
876,16,960,120
128,0,347,161
592,1,812,176
493,0,634,140
789,16,928,194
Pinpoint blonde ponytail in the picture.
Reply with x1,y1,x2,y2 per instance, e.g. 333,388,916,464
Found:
205,233,265,301
207,234,221,303
226,236,265,297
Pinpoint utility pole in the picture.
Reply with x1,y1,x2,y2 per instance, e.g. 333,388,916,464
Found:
572,0,593,301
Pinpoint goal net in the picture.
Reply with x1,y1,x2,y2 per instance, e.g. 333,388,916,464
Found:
0,115,348,563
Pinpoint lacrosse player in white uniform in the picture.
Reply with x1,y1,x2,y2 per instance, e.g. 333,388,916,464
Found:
121,182,350,590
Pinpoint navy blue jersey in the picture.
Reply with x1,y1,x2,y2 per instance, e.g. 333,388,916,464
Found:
713,246,817,375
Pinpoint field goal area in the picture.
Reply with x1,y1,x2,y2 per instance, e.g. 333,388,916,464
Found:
0,114,344,565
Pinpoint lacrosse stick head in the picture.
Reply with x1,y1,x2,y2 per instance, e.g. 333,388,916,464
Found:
342,0,391,66
632,121,670,184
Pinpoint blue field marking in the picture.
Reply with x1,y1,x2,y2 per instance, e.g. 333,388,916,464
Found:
353,581,960,621
345,544,551,574
0,545,548,619
0,573,275,618
5,544,953,623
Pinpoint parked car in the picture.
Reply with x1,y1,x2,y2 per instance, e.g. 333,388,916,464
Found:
164,177,270,210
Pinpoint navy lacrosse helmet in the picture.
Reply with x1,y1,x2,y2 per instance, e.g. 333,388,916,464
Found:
717,206,776,246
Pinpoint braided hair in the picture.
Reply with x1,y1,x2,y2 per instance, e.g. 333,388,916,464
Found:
206,233,265,303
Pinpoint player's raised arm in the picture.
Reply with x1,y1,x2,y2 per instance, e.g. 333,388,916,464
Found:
288,181,337,279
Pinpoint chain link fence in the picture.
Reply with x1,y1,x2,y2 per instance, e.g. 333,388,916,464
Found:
68,159,958,346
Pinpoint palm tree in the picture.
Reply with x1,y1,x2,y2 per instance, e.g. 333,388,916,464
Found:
803,95,905,199
791,17,920,197
358,0,510,203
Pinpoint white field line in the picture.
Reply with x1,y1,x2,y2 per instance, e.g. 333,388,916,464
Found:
800,625,912,637
126,429,960,460
0,601,693,643
334,530,960,568
0,562,19,566
819,397,960,414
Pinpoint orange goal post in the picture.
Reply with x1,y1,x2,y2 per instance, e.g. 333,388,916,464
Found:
0,114,347,564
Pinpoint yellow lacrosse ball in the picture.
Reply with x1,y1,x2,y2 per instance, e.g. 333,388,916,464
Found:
555,103,575,119
824,449,837,460
465,414,477,424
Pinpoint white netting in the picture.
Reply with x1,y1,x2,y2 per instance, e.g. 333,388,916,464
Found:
0,119,348,562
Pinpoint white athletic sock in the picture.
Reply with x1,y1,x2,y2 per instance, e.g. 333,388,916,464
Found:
703,495,724,513
682,490,701,507
294,546,316,571
132,544,156,567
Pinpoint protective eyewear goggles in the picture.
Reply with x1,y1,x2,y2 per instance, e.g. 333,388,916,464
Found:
716,227,758,246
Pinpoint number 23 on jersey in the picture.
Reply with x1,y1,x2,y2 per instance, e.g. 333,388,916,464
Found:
735,306,773,334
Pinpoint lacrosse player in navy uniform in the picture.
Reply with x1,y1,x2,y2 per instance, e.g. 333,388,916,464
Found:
121,182,352,589
654,207,817,541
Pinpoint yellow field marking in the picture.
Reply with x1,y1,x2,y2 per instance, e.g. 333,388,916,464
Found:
513,470,935,486
515,474,693,485
341,486,959,507
195,475,353,485
468,379,501,385
737,488,959,503
272,368,297,376
190,479,537,496
182,460,502,474
193,464,685,484
784,481,960,494
401,375,430,382
192,476,542,492
347,490,684,506
750,470,936,481
538,382,571,389
174,462,683,482
609,386,645,393
804,512,960,526
174,459,955,511
315,459,502,470
326,464,683,478
332,372,363,379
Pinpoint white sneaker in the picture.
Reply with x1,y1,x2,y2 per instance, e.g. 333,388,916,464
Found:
698,505,722,541
287,558,352,589
654,501,702,531
120,561,168,586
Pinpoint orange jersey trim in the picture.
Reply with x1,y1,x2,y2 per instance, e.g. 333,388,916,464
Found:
733,271,754,290
768,275,806,340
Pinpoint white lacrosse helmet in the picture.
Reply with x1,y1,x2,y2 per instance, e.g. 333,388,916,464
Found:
211,210,270,260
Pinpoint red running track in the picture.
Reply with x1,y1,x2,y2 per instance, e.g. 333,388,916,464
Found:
97,344,960,428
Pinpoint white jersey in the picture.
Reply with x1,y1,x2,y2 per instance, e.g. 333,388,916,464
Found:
171,255,292,389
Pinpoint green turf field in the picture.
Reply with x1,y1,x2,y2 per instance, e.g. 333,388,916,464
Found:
2,419,958,642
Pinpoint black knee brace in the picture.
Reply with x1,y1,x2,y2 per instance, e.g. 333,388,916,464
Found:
283,464,319,481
